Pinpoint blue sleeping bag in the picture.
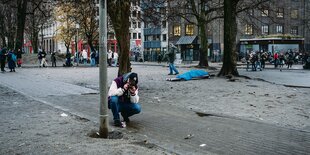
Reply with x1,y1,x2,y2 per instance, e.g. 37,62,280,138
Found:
176,70,209,81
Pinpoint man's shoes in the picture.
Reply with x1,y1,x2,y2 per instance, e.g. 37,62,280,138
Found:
114,120,126,128
168,73,173,75
114,120,122,127
174,73,179,75
121,113,130,123
123,117,130,123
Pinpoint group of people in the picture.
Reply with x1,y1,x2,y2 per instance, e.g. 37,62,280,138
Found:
63,49,99,67
246,51,268,71
0,47,21,72
272,52,295,69
37,49,57,67
107,49,119,67
245,50,309,71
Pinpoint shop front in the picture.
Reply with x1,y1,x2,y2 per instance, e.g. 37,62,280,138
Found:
239,37,304,58
176,36,199,62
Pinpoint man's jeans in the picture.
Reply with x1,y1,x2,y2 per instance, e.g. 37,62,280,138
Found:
169,63,179,74
90,58,96,66
109,96,141,121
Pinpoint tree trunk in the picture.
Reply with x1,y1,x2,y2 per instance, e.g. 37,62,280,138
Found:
66,46,70,53
87,37,95,52
14,0,28,58
7,10,15,49
218,0,239,77
115,31,130,76
31,13,39,54
107,0,131,76
32,31,39,54
198,20,209,68
8,34,15,49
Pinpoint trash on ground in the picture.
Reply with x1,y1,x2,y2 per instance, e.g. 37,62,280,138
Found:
184,134,194,139
200,144,206,147
60,113,68,117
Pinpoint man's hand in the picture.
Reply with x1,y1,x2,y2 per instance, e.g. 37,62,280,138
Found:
129,86,136,95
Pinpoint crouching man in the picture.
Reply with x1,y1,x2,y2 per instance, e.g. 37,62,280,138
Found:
108,72,141,127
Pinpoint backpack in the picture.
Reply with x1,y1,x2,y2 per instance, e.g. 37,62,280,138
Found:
12,53,17,62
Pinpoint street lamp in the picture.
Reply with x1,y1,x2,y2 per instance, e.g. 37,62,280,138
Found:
75,23,80,66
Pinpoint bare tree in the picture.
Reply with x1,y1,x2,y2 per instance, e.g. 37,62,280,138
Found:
14,0,28,56
218,0,270,76
54,1,76,53
142,0,223,68
71,0,99,53
0,1,17,49
25,0,53,54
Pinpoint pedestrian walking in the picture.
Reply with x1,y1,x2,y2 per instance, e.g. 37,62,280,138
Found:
165,43,179,75
287,52,294,69
51,51,57,67
65,52,72,67
90,51,96,67
38,49,43,67
274,52,279,68
157,53,162,64
40,49,48,67
261,51,267,69
16,48,22,67
95,50,99,66
250,52,257,71
245,51,250,71
7,50,16,72
0,48,7,72
112,51,118,67
107,49,112,66
256,51,262,71
108,72,141,127
82,49,88,64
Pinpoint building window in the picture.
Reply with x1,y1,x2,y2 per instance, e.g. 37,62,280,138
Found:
133,33,137,39
245,24,253,35
276,8,284,18
290,26,298,35
162,34,167,42
138,33,141,39
261,9,269,16
185,24,194,36
291,9,298,19
173,25,181,36
133,21,137,28
262,25,269,34
138,22,141,28
276,25,284,33
162,21,166,28
138,11,141,19
132,11,137,17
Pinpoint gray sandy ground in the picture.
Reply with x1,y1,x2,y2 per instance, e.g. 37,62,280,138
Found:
0,85,171,155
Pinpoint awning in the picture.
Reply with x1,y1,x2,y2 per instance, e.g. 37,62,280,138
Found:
176,36,197,45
